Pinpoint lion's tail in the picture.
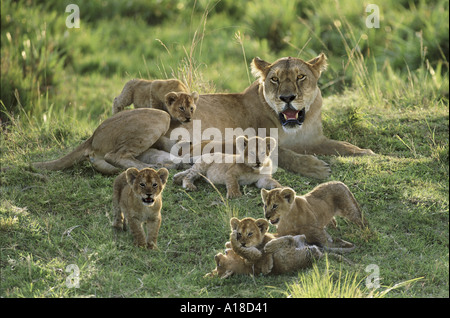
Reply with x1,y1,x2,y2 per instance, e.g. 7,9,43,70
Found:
32,136,93,171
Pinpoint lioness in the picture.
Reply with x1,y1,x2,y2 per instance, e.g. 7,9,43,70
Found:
33,55,373,178
173,136,280,199
164,54,374,179
261,181,368,250
32,109,174,174
112,167,169,249
112,78,199,125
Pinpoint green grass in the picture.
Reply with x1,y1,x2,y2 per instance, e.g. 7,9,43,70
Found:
1,0,448,298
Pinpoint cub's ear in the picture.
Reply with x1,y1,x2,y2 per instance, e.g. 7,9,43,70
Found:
261,188,270,203
191,91,199,103
125,168,140,186
255,218,270,234
157,168,169,185
307,53,328,75
265,137,277,153
251,57,271,79
235,136,248,154
280,187,296,204
165,92,179,106
230,217,240,231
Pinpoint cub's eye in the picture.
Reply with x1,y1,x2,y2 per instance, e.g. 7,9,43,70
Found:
272,204,278,209
264,204,267,210
152,183,158,188
190,107,194,111
179,106,185,111
236,232,242,240
139,183,145,188
297,74,306,81
270,76,279,83
248,232,253,237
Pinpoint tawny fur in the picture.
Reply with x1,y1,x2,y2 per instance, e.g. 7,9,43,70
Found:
261,181,368,250
112,78,199,125
206,235,323,278
173,136,281,199
228,217,276,275
32,109,179,174
166,54,374,179
112,167,168,249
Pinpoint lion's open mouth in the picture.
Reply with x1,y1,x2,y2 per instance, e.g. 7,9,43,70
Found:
279,108,305,127
142,196,154,205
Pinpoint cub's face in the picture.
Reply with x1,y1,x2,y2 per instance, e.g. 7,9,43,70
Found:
261,187,296,226
230,217,269,248
165,91,199,123
126,167,169,206
251,54,327,131
236,136,277,170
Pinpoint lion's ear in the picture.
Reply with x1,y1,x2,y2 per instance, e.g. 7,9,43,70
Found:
307,53,328,75
191,91,199,103
125,168,139,186
230,217,240,231
251,57,271,79
255,218,270,234
235,136,248,154
157,168,169,185
261,188,270,203
280,187,296,204
165,92,179,106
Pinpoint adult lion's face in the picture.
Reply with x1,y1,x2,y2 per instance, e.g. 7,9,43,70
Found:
251,54,327,130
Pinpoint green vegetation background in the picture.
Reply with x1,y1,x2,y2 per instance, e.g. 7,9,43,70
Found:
1,0,448,298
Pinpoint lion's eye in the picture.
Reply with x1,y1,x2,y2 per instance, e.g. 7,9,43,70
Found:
236,232,242,239
152,183,158,188
179,106,185,111
297,74,306,81
270,76,279,83
248,232,253,237
272,204,278,209
190,107,194,111
139,183,145,188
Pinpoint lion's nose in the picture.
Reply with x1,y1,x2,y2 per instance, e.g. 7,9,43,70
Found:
279,95,296,103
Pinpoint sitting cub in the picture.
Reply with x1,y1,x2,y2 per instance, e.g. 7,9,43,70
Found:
229,217,275,274
261,181,368,250
112,167,169,249
173,136,281,199
112,78,199,124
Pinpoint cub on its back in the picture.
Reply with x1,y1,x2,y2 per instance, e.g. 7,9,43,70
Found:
112,167,169,249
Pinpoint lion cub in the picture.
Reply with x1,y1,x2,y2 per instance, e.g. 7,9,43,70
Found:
206,235,323,278
112,78,199,124
112,167,169,249
173,136,281,199
261,181,368,250
229,217,275,274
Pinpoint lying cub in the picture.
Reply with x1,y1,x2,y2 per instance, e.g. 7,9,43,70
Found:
112,167,169,249
173,136,281,199
206,235,322,278
261,181,368,250
112,78,199,124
